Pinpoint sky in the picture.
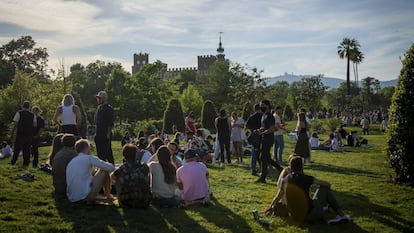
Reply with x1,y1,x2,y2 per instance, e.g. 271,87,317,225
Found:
0,0,413,81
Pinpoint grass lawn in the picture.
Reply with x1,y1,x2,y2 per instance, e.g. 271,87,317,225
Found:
1,124,413,233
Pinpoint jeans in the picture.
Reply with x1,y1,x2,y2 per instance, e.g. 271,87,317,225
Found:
273,134,284,162
306,186,341,223
152,195,181,207
250,146,260,174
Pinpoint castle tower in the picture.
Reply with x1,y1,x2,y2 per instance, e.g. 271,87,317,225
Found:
132,52,149,75
216,32,225,61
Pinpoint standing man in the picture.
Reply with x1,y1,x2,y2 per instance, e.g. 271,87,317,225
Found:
95,91,115,164
10,101,35,166
256,100,282,183
31,106,45,168
245,104,262,175
273,106,287,164
215,109,232,166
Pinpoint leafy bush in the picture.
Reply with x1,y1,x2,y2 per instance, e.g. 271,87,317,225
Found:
201,100,217,133
325,118,343,132
387,43,414,186
163,98,185,134
135,119,163,136
310,119,324,133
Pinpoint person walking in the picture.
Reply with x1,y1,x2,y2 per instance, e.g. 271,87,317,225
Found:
256,100,283,183
95,91,115,164
10,101,35,166
245,104,262,175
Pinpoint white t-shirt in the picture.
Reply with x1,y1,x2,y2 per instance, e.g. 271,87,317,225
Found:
148,162,176,198
273,113,283,136
331,137,340,151
309,137,320,148
66,153,115,202
1,145,13,158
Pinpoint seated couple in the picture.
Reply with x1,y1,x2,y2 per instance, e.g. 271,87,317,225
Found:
265,155,351,225
310,132,341,152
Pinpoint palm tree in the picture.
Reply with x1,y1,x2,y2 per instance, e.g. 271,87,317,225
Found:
351,50,364,87
338,38,360,95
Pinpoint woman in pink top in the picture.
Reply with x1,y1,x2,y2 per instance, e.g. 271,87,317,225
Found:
185,111,196,135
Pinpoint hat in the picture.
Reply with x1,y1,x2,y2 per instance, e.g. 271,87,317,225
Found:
96,91,108,99
184,149,197,159
22,100,30,109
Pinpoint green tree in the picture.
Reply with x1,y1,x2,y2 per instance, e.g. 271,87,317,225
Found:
0,35,48,78
132,61,166,120
296,75,328,114
106,68,134,122
0,72,42,137
163,99,185,134
361,76,380,110
196,61,230,110
201,100,217,133
338,37,361,95
387,44,414,185
351,50,364,86
180,84,204,119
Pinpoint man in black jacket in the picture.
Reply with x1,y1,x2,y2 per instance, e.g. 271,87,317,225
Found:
245,104,262,175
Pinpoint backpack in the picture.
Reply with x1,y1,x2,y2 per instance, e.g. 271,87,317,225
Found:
248,130,261,148
117,163,152,208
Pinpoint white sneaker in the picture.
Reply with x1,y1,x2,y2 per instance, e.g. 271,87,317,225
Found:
327,214,351,225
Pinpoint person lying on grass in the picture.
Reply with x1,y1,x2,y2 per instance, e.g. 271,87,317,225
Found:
66,139,115,203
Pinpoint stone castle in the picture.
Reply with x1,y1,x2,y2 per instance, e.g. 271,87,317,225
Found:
132,35,226,77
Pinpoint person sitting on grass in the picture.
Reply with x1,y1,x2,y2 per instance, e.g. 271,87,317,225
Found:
176,149,211,206
282,156,351,224
149,145,183,208
52,134,77,194
66,139,115,203
0,141,13,159
309,132,331,151
47,133,65,166
112,143,152,208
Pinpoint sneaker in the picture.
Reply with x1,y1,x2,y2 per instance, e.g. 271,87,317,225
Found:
327,214,351,225
255,178,266,184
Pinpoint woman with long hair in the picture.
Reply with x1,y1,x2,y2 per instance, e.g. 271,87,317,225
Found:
53,94,82,135
148,145,182,207
47,133,65,166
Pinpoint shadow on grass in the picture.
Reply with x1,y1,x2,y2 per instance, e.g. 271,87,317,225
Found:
54,193,252,233
335,191,414,233
306,162,378,177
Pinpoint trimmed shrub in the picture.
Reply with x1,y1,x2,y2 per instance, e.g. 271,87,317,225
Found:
163,99,185,134
201,100,217,133
325,118,343,132
387,43,414,186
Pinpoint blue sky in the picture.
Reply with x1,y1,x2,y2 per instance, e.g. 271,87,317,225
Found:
1,0,413,81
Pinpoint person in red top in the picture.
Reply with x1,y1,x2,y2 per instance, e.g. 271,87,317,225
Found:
185,111,196,135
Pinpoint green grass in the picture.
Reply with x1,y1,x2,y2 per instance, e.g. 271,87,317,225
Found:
1,124,413,233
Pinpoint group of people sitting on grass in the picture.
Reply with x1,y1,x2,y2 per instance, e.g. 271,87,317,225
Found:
49,133,211,208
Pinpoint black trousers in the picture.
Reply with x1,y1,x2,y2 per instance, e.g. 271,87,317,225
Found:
11,136,32,166
94,135,114,164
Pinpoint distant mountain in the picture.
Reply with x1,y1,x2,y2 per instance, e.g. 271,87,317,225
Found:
265,73,397,89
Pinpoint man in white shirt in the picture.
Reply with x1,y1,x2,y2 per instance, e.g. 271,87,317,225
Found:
66,139,115,203
273,106,287,163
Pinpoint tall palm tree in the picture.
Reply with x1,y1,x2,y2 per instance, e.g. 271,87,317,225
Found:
351,50,364,87
338,38,360,95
